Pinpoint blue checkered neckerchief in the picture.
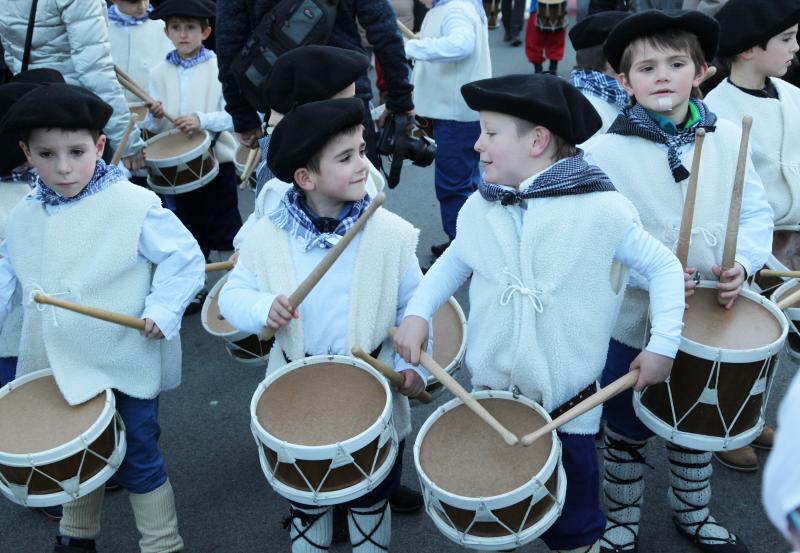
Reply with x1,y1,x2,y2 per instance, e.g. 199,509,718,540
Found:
478,151,615,208
31,160,124,208
165,47,216,70
607,99,717,183
107,4,154,26
3,164,37,186
568,69,630,110
269,188,372,251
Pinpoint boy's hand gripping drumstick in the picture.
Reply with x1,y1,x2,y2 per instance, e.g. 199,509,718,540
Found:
109,113,139,166
387,326,519,446
718,116,753,307
33,293,146,331
351,347,433,403
520,369,641,447
261,193,386,341
675,128,706,268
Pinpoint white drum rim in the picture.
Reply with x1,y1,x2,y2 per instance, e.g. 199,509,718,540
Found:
201,275,249,341
680,281,788,363
144,129,212,166
426,297,468,387
414,390,561,510
0,369,116,466
771,278,800,319
147,160,219,195
250,355,394,459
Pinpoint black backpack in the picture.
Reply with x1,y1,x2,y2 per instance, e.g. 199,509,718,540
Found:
230,0,340,111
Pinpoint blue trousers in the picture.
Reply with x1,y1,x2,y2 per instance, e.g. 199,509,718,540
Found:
541,432,606,550
0,357,17,388
601,339,654,441
432,119,481,240
113,391,168,495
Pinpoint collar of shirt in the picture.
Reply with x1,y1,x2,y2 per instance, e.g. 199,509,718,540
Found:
107,4,154,27
165,47,216,70
729,77,780,100
646,100,700,136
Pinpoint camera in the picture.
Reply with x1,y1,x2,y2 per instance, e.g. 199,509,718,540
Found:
376,113,437,189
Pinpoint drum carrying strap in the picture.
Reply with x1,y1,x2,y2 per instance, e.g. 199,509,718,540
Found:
549,382,597,420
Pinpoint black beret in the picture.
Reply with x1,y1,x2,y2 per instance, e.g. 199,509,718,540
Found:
150,0,215,20
0,83,113,135
461,74,602,145
604,10,719,73
569,11,630,51
268,98,365,183
261,46,369,114
715,0,800,58
10,68,65,85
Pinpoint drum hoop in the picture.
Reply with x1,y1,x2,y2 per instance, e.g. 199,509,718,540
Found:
201,275,248,340
771,279,800,319
414,390,561,508
249,355,394,458
426,296,468,386
144,129,212,165
0,369,116,466
147,158,219,195
679,281,788,363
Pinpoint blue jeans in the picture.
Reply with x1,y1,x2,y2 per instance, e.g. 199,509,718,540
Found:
113,391,168,494
0,357,17,387
431,119,481,240
601,339,654,441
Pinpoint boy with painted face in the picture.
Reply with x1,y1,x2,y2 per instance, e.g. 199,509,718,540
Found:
394,73,686,553
0,83,204,553
586,10,773,553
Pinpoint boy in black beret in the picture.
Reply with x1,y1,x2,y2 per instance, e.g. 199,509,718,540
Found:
704,0,800,474
586,9,773,553
394,73,685,553
568,11,631,141
146,0,242,279
218,97,429,553
0,83,204,553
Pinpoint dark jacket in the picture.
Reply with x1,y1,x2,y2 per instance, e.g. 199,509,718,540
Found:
216,0,415,132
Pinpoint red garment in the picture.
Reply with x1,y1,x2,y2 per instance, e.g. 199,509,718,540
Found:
524,14,567,64
375,56,386,93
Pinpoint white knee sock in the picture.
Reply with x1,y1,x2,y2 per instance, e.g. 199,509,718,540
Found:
59,486,105,539
348,500,391,552
129,480,184,553
600,427,648,552
285,506,332,553
667,444,739,546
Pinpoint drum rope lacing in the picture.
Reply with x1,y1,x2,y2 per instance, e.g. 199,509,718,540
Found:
28,285,71,326
500,268,544,312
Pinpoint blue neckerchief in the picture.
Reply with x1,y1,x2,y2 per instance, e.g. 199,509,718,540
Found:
107,4,154,26
165,47,216,70
478,151,615,208
431,0,488,23
31,160,124,207
568,69,629,110
2,164,37,185
607,99,717,182
268,188,372,251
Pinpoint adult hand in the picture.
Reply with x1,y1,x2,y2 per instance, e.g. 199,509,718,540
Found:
236,127,265,148
122,149,146,171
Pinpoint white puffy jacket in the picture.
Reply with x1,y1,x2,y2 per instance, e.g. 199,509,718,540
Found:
0,0,145,158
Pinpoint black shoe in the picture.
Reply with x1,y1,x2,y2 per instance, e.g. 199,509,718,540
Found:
672,516,749,552
183,290,208,317
430,241,451,259
534,63,544,73
389,485,423,513
548,60,559,74
54,536,97,553
510,36,522,47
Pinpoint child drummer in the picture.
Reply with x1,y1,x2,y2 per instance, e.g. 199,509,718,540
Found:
394,74,686,553
219,97,429,552
0,83,205,553
585,10,773,552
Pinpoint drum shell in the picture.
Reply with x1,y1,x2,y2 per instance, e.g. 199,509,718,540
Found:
0,370,126,507
145,129,219,194
770,278,800,360
422,297,467,400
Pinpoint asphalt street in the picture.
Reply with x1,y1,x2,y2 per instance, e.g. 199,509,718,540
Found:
0,14,796,553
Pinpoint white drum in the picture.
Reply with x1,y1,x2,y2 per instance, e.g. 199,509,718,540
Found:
250,355,398,506
234,145,260,191
770,278,800,361
145,129,219,195
423,297,467,400
415,390,566,551
0,369,126,507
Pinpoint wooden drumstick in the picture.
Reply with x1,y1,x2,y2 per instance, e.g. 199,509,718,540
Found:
115,65,178,125
397,19,416,40
702,65,717,84
521,369,641,447
777,286,800,310
675,128,706,268
387,327,520,446
109,113,139,166
239,147,260,189
718,116,753,306
759,269,800,279
205,260,235,272
351,347,433,404
33,293,146,331
260,193,386,341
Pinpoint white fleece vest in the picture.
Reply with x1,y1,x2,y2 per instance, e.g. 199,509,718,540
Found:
108,20,172,104
412,1,492,122
0,181,31,357
580,93,622,149
238,209,419,439
5,182,181,405
150,58,236,163
706,78,800,225
587,118,740,349
454,190,637,434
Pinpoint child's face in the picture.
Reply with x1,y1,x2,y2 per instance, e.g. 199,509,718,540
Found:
748,25,799,78
113,0,150,18
620,41,705,116
474,111,536,187
165,19,211,59
305,128,369,205
20,129,105,198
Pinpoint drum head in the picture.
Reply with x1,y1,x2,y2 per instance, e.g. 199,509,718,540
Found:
432,300,463,369
256,362,386,446
146,131,206,162
420,398,551,498
683,287,783,350
0,375,104,455
204,283,236,335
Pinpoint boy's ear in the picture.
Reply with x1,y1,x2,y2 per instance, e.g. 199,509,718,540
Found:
529,126,552,158
202,26,212,40
618,73,635,97
294,167,315,192
95,135,107,160
18,141,32,164
738,47,757,61
692,62,709,89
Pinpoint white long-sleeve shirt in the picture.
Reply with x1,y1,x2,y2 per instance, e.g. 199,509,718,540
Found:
404,6,476,62
0,202,205,341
